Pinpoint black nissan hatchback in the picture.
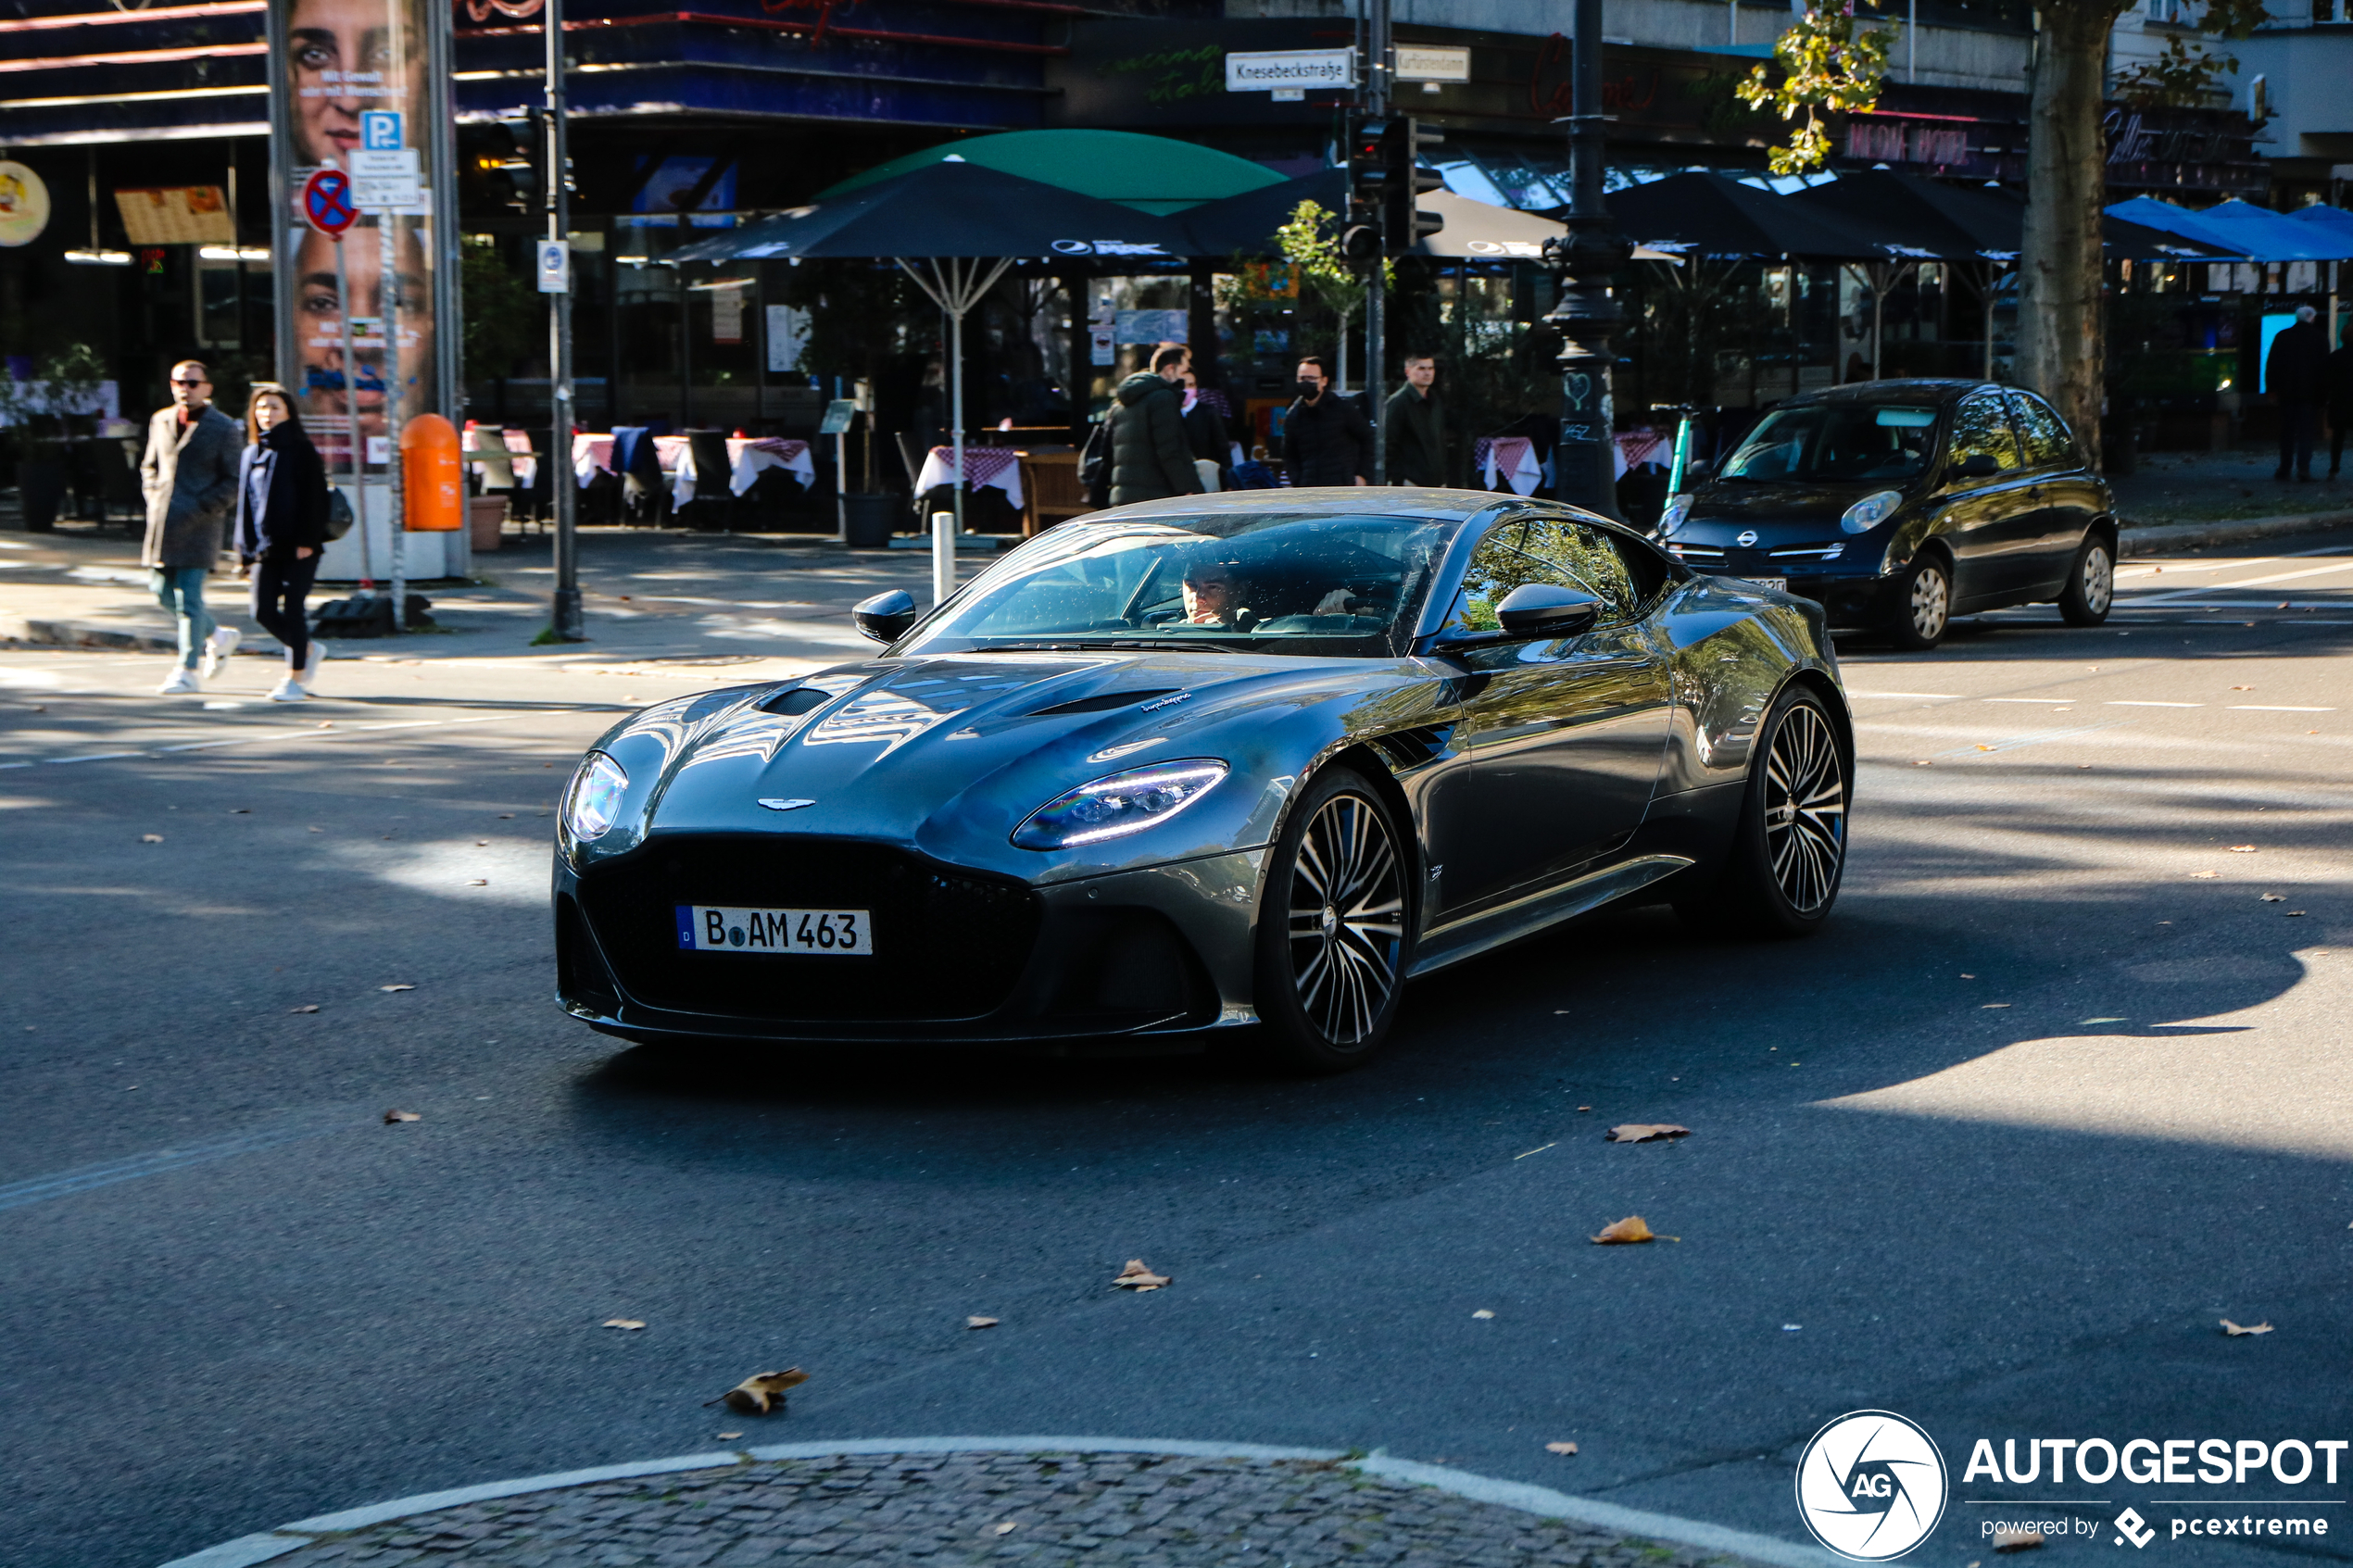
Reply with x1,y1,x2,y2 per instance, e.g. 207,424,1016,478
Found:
1657,380,2118,650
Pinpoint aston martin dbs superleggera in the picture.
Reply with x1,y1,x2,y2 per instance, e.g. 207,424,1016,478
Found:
554,490,1853,1071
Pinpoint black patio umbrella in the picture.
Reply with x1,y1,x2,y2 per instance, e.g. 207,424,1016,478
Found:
670,162,1188,548
1176,169,1349,257
1794,170,2239,262
1606,171,1898,260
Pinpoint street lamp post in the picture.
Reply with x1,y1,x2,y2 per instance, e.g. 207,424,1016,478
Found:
1542,0,1631,520
1364,0,1390,484
546,0,584,642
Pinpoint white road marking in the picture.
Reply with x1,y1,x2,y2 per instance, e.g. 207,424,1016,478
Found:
2107,700,2202,708
2113,544,2348,581
1843,691,1966,700
2230,705,2335,712
2143,560,2353,597
1983,696,2093,704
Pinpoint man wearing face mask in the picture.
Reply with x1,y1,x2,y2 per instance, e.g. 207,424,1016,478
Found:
1280,356,1371,488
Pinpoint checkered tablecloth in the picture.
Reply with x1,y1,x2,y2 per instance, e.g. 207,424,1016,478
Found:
572,435,813,504
915,445,1025,510
1473,435,1541,496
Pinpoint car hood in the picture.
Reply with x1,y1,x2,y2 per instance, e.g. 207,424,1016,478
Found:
1680,480,1913,539
579,649,1434,883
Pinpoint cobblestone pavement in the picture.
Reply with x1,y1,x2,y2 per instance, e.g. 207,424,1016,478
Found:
257,1451,1757,1568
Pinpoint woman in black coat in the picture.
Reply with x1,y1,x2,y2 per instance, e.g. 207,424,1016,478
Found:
233,384,332,702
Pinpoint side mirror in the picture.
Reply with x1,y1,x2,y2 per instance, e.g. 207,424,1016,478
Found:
852,588,920,645
1954,451,2002,480
1495,582,1603,638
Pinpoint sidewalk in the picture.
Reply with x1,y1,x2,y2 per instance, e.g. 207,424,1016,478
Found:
2108,448,2351,527
169,1444,1801,1568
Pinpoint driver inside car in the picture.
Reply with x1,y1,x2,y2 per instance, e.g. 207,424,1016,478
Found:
1181,558,1249,626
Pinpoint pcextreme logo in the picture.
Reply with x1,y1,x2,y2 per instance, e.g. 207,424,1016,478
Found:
1795,1411,1951,1562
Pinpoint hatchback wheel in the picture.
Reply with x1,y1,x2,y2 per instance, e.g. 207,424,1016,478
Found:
1889,556,1951,651
1253,767,1411,1073
2058,533,2114,626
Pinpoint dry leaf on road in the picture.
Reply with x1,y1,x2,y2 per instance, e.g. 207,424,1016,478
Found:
466,879,488,886
708,1368,809,1414
1545,1442,1579,1456
379,984,416,993
1472,1309,1495,1319
291,1004,321,1013
1592,1216,1659,1245
716,1432,743,1440
384,1109,421,1123
602,1319,647,1331
141,834,164,844
1993,1531,2045,1552
991,1523,1019,1536
2221,1319,2273,1336
1605,1123,1690,1144
966,1316,999,1330
2191,871,2221,879
2231,846,2259,853
1982,1003,2012,1010
2262,894,2286,902
1113,1259,1171,1291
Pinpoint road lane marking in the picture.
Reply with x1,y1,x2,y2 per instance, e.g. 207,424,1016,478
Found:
1842,691,1965,700
2230,705,2334,712
1984,696,2093,703
1932,721,2128,758
2147,560,2353,596
2107,700,2202,708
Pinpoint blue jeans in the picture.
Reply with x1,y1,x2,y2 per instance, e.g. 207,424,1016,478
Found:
151,567,216,671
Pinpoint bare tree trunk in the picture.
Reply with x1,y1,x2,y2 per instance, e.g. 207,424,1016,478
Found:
2017,0,2117,470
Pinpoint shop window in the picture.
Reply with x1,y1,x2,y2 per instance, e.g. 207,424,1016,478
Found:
195,257,246,349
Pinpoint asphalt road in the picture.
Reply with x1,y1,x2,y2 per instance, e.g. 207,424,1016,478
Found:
4,531,2350,1568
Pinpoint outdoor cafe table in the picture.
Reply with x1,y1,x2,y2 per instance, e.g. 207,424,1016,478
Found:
913,445,1024,510
571,433,814,502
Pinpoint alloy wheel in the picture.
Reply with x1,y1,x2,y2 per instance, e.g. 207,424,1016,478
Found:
1763,703,1846,915
1909,564,1950,643
2081,544,2113,616
1287,792,1405,1046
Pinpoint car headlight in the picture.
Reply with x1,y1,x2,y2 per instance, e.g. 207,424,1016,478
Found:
563,751,629,843
1840,490,1903,534
1658,493,1694,536
1012,759,1227,850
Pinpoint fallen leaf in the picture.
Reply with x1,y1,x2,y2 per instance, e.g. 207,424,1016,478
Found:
2232,685,2254,691
602,1318,647,1331
1575,1105,1592,1112
2287,910,2307,917
141,834,164,843
2191,871,2221,878
317,721,333,729
2221,1319,2273,1336
384,1109,420,1123
1606,1123,1691,1144
475,839,489,847
1545,1441,1579,1456
1113,1259,1171,1291
2230,845,2259,853
1592,1215,1656,1245
1472,1309,1495,1319
466,879,488,886
707,1367,809,1415
497,813,515,819
229,808,250,814
966,1316,999,1330
1993,1531,2045,1552
291,1004,321,1013
1975,744,1995,751
1960,972,1975,978
991,1522,1019,1536
379,984,416,993
716,1432,743,1440
1982,1002,2011,1009
2262,893,2286,902
308,826,324,834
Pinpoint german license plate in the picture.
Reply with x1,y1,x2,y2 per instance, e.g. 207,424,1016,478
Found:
1736,576,1787,594
676,905,872,956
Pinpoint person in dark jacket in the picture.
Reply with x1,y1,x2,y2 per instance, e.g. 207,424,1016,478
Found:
1281,356,1371,487
1383,353,1447,487
2326,321,2353,480
233,384,332,702
140,359,244,694
1108,345,1203,506
1178,367,1230,491
2266,304,2326,482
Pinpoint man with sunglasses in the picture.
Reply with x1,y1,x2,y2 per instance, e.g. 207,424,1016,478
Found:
140,360,244,694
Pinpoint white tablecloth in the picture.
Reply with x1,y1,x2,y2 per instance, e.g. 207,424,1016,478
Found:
572,434,813,503
1475,435,1542,496
914,445,1024,510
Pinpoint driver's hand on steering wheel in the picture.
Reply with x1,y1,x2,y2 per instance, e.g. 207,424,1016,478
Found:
1312,588,1355,616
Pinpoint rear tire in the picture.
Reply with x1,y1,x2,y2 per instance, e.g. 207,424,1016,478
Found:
1675,686,1848,938
1888,555,1951,651
1252,766,1413,1073
2058,533,2114,626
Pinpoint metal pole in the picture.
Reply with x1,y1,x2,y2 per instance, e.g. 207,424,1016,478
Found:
1365,0,1389,484
383,210,405,630
337,235,373,587
946,270,965,595
1541,0,1630,519
547,0,584,641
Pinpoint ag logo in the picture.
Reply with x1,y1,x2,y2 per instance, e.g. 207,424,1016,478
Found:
1794,1410,1948,1561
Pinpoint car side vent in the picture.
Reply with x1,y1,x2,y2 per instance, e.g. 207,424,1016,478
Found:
761,687,830,716
1372,724,1455,770
1027,688,1181,717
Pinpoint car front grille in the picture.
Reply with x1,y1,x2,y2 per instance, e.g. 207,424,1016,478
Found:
576,835,1040,1022
1671,541,1844,571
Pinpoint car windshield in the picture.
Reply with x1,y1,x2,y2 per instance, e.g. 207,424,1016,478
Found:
1720,404,1939,483
895,512,1454,659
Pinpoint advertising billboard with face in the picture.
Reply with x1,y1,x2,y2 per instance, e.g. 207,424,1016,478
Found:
267,0,457,476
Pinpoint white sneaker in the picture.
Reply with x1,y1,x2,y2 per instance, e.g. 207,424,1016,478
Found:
267,675,309,702
157,666,201,695
200,624,241,680
299,643,325,693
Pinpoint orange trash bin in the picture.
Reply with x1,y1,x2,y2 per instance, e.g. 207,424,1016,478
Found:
402,414,463,531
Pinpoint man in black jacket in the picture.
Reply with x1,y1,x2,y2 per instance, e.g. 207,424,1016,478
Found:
2266,304,2326,482
1383,354,1447,487
1281,356,1371,487
1108,345,1204,506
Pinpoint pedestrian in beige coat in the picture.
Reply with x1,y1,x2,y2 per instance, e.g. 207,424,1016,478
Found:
140,360,244,694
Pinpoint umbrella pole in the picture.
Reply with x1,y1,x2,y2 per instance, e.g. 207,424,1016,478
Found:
943,279,963,605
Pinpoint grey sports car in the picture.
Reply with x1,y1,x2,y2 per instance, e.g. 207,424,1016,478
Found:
554,490,1853,1071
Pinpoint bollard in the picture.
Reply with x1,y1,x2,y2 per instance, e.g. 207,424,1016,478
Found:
932,508,956,607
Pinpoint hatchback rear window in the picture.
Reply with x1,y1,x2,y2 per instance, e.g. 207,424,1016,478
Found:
1720,405,1940,483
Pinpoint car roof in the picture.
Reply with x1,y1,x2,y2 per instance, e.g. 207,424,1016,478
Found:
1781,379,2002,408
1088,486,1514,527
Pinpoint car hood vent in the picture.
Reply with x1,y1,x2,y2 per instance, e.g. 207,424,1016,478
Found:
1026,688,1181,717
761,687,831,716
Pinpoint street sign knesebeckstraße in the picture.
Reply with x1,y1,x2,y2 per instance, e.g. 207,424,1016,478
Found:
1225,47,1353,93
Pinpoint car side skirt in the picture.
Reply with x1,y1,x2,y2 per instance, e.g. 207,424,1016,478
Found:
1406,852,1694,979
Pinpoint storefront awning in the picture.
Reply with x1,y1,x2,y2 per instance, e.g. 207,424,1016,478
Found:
2107,197,2349,262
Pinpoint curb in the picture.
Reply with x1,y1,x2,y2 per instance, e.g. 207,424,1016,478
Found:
155,1436,1841,1568
0,614,182,653
2117,508,2353,558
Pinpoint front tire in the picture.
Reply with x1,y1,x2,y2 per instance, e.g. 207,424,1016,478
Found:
1677,686,1848,937
1888,555,1952,651
2058,533,2114,626
1252,767,1413,1073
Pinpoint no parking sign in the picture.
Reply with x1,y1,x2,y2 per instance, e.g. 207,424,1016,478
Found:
302,168,357,239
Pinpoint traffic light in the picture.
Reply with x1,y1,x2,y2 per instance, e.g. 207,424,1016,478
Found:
1381,118,1445,252
497,117,541,212
1343,116,1388,267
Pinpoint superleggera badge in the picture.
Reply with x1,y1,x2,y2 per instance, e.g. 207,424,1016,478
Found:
1139,692,1191,712
757,798,816,811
